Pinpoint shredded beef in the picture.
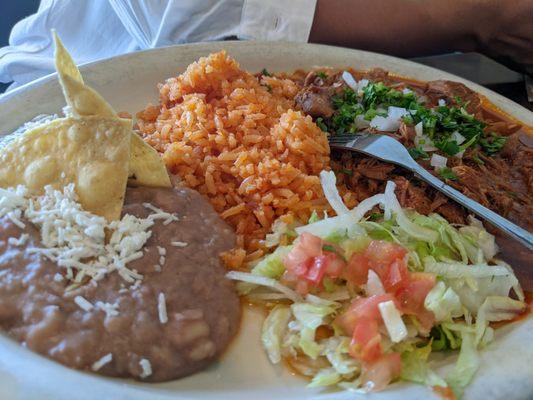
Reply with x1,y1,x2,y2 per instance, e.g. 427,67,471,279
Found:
296,68,532,232
294,71,345,119
425,80,481,115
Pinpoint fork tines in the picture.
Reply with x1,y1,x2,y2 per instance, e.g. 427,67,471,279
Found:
327,134,359,144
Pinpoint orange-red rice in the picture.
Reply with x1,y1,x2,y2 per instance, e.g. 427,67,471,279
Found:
137,51,330,267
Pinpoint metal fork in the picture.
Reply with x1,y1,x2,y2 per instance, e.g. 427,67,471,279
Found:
329,133,533,250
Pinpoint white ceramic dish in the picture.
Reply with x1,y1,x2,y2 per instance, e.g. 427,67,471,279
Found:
0,41,531,400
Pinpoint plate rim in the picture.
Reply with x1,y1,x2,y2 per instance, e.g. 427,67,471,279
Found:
0,40,531,126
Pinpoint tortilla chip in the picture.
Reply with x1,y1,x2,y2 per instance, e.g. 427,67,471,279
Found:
53,31,170,188
53,32,116,118
129,133,171,187
0,117,131,221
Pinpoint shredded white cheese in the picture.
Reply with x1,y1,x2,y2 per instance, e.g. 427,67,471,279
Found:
157,246,166,256
159,256,166,266
74,295,93,312
7,233,29,246
53,273,64,282
95,301,119,317
0,184,180,286
91,353,113,371
139,358,152,378
171,241,188,248
0,186,28,229
158,293,168,324
143,203,179,225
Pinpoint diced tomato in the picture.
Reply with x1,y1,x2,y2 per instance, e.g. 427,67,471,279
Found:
364,240,407,270
297,233,323,257
382,258,409,293
343,253,371,286
349,317,382,362
360,352,402,392
395,272,436,331
305,255,329,285
283,233,322,276
335,294,395,335
324,252,345,278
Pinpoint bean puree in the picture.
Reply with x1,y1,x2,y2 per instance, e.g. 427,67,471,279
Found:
0,186,240,381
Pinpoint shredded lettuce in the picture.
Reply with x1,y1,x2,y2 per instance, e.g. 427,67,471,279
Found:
240,173,525,395
459,216,498,261
308,367,342,388
384,181,439,243
321,336,360,375
339,235,371,259
226,271,301,302
400,342,447,387
291,303,337,359
446,330,480,398
251,245,291,279
424,281,463,322
320,170,350,215
424,257,522,313
261,305,292,364
474,296,525,345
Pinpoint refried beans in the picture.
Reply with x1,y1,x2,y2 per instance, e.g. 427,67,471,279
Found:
0,186,241,382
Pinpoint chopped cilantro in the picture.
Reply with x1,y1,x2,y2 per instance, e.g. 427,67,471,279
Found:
330,88,365,134
322,244,346,261
471,151,485,165
263,84,272,93
438,167,458,181
342,168,353,176
315,117,328,132
316,71,328,79
261,68,271,77
434,139,460,156
479,132,507,155
325,80,502,158
408,147,429,160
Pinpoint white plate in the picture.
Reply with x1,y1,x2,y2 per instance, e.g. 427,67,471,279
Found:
0,41,532,400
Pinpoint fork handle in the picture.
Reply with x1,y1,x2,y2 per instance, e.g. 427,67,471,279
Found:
414,167,533,250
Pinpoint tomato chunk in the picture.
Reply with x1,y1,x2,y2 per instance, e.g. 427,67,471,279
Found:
305,255,329,285
335,294,395,335
284,232,323,275
395,272,436,331
361,353,402,392
382,258,409,293
349,317,382,362
364,240,407,270
343,253,371,286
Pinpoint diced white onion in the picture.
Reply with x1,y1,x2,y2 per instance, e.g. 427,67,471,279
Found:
378,300,407,342
414,122,423,137
370,107,409,132
430,154,448,169
366,269,385,296
342,71,358,91
451,131,466,145
438,99,447,106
